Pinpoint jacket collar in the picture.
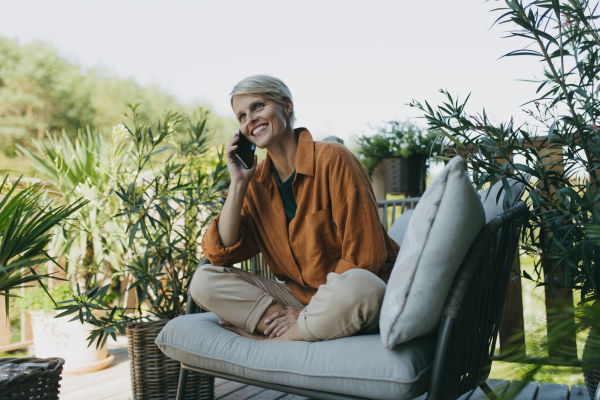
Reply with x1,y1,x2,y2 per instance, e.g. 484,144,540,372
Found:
254,128,315,188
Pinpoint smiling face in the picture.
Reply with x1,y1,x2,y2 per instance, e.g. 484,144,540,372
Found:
232,94,292,149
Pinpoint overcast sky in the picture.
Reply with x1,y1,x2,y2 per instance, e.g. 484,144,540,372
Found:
0,0,540,144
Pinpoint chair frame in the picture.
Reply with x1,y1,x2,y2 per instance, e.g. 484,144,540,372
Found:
175,201,527,400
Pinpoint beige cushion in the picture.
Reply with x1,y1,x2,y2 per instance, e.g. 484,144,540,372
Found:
156,312,435,400
380,156,486,348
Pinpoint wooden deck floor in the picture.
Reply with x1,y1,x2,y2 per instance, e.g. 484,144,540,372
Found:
58,337,591,400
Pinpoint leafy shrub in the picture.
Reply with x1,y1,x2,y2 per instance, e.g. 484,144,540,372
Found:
355,120,440,176
411,0,600,304
56,105,228,347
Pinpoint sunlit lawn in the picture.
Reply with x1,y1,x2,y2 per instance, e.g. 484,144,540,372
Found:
489,256,587,386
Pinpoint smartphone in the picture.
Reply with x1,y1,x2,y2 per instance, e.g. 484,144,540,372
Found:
233,130,256,169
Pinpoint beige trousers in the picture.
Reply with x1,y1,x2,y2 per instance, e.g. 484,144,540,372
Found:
189,264,386,342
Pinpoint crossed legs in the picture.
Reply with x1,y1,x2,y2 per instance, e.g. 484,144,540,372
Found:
189,264,386,342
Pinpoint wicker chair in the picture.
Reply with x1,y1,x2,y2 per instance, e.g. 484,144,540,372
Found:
169,201,526,400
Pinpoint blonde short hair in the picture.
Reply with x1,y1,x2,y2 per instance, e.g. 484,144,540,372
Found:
230,75,296,128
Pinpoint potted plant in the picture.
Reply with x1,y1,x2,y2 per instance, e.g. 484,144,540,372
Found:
0,176,85,316
18,127,130,373
15,283,114,373
355,121,440,197
57,105,228,399
0,176,85,398
410,0,600,394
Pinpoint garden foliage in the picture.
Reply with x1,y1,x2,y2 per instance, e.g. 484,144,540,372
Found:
52,106,228,347
411,0,600,305
0,176,86,318
0,37,238,160
355,121,440,176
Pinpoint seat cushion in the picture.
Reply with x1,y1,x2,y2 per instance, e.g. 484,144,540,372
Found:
156,312,435,400
380,156,486,348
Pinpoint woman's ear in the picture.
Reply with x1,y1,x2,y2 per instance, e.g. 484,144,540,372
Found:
285,99,294,117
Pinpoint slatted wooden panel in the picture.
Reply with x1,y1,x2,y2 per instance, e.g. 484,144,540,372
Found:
0,296,9,348
0,291,34,353
538,145,578,361
495,153,527,357
499,254,526,357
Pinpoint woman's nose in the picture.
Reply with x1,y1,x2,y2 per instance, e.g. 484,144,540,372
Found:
248,112,258,124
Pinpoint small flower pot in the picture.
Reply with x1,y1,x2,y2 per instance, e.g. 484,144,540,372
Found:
381,155,427,197
30,311,113,374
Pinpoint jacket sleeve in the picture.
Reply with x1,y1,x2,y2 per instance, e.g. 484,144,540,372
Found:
201,201,260,267
328,148,388,275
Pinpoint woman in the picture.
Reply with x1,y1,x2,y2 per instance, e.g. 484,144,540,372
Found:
193,75,399,342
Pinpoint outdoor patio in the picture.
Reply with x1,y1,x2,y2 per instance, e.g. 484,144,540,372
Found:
56,335,590,400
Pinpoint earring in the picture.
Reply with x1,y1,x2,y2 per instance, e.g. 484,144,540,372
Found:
286,112,291,118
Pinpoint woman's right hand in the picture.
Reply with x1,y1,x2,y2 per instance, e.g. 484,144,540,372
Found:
226,133,257,185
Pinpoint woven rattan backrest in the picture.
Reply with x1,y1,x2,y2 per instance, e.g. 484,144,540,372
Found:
431,201,526,398
240,254,275,280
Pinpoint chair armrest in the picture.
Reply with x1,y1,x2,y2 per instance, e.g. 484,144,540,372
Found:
184,256,212,315
427,200,527,399
185,294,199,315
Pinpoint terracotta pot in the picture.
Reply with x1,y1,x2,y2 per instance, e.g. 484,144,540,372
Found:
29,311,114,374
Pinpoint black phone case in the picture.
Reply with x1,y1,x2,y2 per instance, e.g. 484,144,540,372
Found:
233,130,256,169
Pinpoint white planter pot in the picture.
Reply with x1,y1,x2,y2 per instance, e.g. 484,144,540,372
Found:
30,311,114,374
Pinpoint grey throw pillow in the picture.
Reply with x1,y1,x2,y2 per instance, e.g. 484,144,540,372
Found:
386,209,414,246
479,177,529,223
380,156,486,348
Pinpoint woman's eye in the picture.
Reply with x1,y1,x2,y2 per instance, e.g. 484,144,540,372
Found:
239,114,246,122
255,103,264,110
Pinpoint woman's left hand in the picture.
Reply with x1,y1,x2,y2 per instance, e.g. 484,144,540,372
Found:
264,306,303,338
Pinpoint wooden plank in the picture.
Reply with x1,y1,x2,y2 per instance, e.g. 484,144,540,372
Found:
246,389,288,400
539,147,577,361
21,312,32,342
536,383,569,400
0,340,33,352
469,379,510,400
570,385,589,399
506,381,539,400
59,373,131,400
499,252,527,357
220,385,266,400
97,392,132,400
216,377,229,387
60,354,129,393
215,380,249,399
0,296,10,347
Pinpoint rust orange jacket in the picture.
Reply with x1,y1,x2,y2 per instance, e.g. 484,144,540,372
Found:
201,128,400,304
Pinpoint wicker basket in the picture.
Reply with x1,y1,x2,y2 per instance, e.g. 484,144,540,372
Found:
381,155,426,196
126,320,214,400
583,328,600,400
0,357,64,400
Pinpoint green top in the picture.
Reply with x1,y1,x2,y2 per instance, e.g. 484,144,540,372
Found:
272,163,297,227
